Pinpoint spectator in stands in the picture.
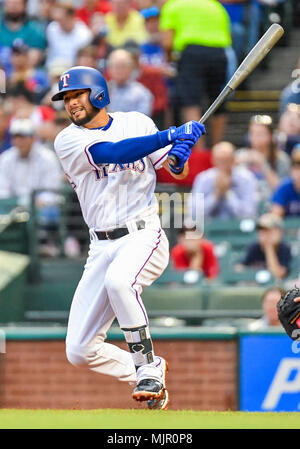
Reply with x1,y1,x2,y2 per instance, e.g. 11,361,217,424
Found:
0,0,47,66
189,142,258,220
0,118,62,202
276,103,300,156
5,82,55,127
237,213,291,280
46,2,93,67
139,6,166,68
106,48,153,116
136,0,157,8
38,0,56,29
8,39,50,103
282,59,300,106
247,286,287,330
236,114,291,202
170,226,219,280
75,46,98,69
105,0,148,48
219,1,247,62
42,59,71,111
0,118,63,256
76,0,111,26
0,104,12,154
92,31,114,74
247,0,265,52
247,0,284,53
138,6,177,129
279,57,300,117
270,147,300,217
122,39,169,129
88,7,110,39
36,110,70,151
159,0,231,146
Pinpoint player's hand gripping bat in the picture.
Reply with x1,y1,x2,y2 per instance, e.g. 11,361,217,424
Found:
168,23,284,166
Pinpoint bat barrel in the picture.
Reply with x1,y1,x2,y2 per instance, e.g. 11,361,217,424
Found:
228,23,284,91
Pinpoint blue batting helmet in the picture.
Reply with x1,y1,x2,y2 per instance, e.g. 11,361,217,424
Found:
51,65,110,109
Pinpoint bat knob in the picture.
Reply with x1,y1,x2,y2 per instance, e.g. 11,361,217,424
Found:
168,154,178,166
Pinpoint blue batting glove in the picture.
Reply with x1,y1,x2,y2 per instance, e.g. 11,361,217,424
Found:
168,140,193,174
167,121,206,143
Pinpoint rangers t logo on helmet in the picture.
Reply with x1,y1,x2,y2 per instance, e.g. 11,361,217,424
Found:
61,73,70,88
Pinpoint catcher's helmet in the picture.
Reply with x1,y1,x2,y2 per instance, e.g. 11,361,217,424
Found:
51,65,110,109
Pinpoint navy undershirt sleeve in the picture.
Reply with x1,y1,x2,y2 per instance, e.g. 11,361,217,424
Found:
87,130,170,164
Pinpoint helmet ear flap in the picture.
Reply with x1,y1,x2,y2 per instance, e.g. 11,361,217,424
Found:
89,87,109,109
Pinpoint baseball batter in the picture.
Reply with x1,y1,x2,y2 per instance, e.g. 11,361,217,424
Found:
52,66,205,409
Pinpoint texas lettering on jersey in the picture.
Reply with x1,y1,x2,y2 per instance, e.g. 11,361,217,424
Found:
94,159,146,180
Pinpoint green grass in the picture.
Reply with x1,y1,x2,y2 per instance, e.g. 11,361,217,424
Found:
0,409,299,429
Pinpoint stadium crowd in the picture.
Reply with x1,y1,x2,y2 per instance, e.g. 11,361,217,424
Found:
0,0,299,287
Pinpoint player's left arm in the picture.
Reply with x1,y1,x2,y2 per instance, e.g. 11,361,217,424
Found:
162,138,193,179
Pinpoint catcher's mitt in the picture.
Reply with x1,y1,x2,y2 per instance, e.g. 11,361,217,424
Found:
277,287,300,340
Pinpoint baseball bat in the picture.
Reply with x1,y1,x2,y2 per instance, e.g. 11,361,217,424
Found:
168,23,284,166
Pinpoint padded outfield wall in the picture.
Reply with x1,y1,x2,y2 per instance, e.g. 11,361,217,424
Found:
0,327,237,410
0,326,298,411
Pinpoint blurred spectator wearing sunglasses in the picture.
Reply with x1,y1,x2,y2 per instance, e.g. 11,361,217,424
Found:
236,114,291,202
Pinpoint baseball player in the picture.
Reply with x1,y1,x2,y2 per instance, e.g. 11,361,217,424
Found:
52,66,205,409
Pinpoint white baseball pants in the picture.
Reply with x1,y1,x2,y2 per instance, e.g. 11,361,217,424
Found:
65,214,169,383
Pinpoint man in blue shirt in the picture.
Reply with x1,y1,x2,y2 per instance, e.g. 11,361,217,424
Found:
271,148,300,216
0,0,47,66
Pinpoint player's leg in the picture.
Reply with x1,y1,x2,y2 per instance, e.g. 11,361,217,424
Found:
104,223,169,407
65,239,136,383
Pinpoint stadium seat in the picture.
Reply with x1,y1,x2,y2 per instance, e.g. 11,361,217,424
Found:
153,264,203,286
204,218,256,251
142,286,205,320
206,286,264,312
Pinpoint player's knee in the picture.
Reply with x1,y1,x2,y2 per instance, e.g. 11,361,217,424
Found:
66,344,89,367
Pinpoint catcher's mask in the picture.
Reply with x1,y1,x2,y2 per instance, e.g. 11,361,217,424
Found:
51,65,110,109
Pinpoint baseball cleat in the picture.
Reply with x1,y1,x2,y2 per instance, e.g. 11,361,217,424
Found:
133,378,165,402
132,357,169,408
147,388,169,410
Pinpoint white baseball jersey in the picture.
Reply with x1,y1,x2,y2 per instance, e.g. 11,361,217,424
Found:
54,111,171,231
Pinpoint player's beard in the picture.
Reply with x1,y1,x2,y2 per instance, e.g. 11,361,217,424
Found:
69,105,99,126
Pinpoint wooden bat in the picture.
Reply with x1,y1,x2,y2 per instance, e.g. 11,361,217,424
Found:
168,23,284,166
